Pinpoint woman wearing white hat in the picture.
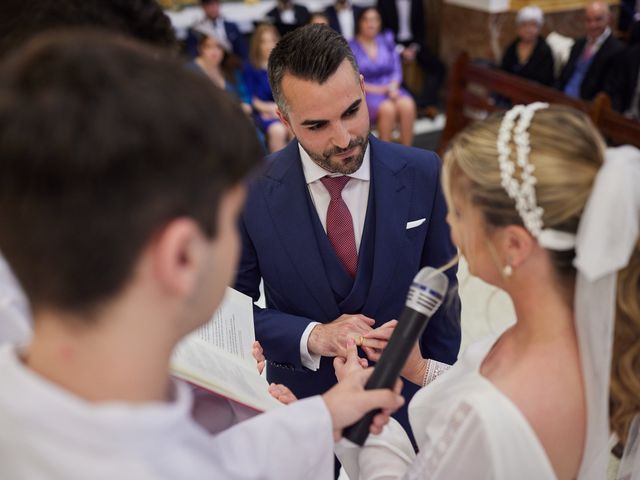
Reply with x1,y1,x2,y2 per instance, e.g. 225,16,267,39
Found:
501,6,555,86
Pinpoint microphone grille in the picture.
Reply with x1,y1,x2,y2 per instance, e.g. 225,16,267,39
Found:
406,267,449,316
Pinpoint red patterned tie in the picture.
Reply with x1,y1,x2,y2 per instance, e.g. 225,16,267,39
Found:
320,176,358,277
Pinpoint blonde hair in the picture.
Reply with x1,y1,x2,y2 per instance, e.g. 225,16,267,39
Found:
442,105,640,446
611,243,640,446
249,24,279,69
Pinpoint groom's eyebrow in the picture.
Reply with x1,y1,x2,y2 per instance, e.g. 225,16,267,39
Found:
300,99,362,128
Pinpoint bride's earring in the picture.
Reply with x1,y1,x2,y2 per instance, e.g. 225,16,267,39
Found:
502,263,513,278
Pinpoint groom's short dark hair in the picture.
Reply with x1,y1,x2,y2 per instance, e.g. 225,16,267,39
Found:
268,24,359,115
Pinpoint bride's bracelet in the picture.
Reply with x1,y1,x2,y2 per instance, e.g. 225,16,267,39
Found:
422,359,451,387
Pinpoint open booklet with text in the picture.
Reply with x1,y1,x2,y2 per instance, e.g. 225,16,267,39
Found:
170,287,282,412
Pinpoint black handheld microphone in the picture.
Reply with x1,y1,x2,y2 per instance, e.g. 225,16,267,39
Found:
342,266,449,446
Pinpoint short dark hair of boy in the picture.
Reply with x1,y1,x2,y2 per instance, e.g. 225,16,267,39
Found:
0,0,177,58
267,24,359,115
0,31,262,317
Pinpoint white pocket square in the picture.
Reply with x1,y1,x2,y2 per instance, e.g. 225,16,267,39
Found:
406,218,426,229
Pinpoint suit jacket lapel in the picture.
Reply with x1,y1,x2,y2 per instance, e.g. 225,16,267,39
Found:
363,136,411,316
261,141,339,320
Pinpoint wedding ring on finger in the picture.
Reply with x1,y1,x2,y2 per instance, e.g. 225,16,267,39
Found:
355,335,365,347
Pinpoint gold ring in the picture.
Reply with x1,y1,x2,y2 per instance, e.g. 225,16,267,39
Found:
356,335,364,347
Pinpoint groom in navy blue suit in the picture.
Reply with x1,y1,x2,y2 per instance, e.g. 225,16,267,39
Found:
235,25,460,439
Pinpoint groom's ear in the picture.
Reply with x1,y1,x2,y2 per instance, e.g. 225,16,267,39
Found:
276,107,294,137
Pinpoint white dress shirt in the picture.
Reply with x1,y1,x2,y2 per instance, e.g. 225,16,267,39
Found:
337,7,355,41
588,26,612,56
0,344,335,480
396,0,413,42
212,17,232,52
297,143,371,370
280,7,296,24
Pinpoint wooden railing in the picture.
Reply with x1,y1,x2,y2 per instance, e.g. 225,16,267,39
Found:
438,52,640,154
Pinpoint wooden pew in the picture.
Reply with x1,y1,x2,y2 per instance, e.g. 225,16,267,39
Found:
438,52,612,154
592,94,640,148
402,60,424,98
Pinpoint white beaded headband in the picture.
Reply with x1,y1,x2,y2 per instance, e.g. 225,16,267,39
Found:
496,103,576,251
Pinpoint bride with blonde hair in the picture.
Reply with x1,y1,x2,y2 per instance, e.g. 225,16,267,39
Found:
336,103,640,479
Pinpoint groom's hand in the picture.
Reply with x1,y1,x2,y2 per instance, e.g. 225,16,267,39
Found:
308,313,375,357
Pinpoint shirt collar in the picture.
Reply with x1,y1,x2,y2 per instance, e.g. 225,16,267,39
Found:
589,27,611,47
299,142,370,184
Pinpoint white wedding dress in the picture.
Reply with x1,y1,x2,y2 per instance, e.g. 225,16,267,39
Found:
336,333,557,479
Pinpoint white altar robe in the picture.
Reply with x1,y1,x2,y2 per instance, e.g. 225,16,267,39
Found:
0,344,334,480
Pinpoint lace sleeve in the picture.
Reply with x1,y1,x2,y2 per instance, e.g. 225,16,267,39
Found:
422,360,451,386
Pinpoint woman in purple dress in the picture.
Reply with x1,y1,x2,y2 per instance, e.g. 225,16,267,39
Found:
349,7,416,145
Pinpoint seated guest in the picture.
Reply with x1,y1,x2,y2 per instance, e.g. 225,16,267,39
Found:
325,0,362,41
265,0,311,37
377,0,446,118
349,7,416,145
190,29,252,116
605,43,640,119
188,0,248,61
500,6,554,86
558,1,624,100
244,24,291,152
0,30,403,479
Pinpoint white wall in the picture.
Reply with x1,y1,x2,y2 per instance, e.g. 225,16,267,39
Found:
166,0,376,37
444,0,509,14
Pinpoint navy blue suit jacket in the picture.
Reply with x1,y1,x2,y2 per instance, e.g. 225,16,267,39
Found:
235,136,460,435
557,35,624,100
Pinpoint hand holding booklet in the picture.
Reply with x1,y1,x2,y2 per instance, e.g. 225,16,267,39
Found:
171,287,282,412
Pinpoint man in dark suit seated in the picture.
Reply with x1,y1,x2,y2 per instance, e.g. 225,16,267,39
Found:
325,0,362,41
265,0,311,37
187,0,248,60
558,1,624,100
235,25,461,451
605,44,640,119
376,0,446,118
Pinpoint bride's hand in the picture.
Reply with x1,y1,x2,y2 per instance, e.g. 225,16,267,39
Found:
362,320,428,387
360,319,397,361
